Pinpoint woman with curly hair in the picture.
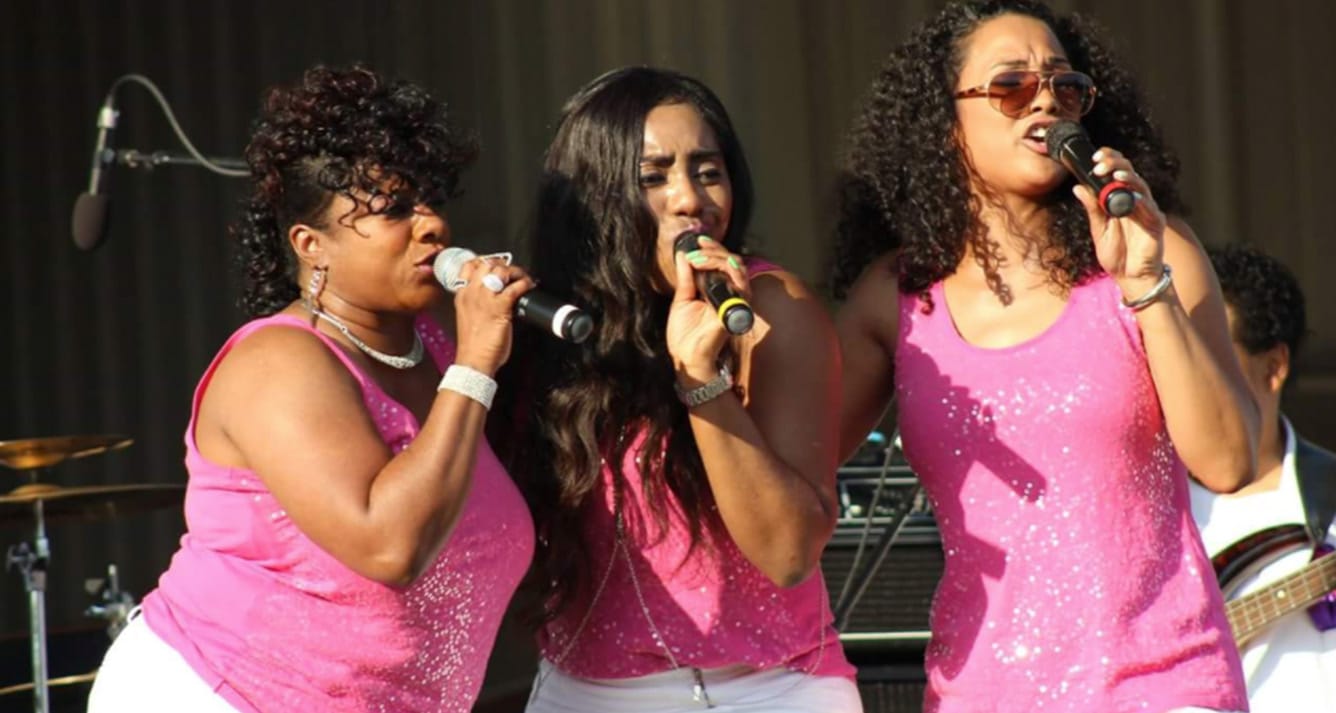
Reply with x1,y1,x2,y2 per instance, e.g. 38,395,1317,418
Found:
87,65,536,712
493,66,860,712
833,1,1257,711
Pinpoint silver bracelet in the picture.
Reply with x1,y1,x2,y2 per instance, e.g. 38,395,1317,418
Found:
438,364,497,410
674,365,734,408
1121,264,1174,311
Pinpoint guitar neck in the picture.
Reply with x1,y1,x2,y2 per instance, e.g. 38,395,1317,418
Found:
1227,552,1336,648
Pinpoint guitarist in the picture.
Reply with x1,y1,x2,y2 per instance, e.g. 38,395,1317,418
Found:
1189,243,1336,711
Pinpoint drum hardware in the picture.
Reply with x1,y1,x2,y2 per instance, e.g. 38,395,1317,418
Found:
0,434,151,713
0,670,98,698
84,564,137,641
0,435,131,471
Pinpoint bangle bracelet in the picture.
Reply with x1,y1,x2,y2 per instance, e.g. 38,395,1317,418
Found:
674,365,734,408
1121,264,1173,311
438,364,497,410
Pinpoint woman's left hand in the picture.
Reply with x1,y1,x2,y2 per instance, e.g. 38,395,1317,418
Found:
1074,148,1168,302
665,238,750,381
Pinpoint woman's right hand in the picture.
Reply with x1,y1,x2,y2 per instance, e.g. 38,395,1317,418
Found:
450,256,536,375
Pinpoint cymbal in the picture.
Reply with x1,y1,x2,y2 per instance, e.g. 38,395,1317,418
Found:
0,434,132,470
1,483,183,528
0,670,97,696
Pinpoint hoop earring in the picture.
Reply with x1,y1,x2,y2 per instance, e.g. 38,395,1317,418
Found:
306,266,327,312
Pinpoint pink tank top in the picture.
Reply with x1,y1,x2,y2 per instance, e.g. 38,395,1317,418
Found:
141,313,534,712
896,275,1246,712
538,259,855,681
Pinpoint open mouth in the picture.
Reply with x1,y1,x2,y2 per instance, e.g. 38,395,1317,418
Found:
1023,124,1050,153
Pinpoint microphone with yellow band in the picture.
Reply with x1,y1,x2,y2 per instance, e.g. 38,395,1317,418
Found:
673,231,754,336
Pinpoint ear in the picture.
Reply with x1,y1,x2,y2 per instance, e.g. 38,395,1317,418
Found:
1265,343,1291,394
289,222,325,269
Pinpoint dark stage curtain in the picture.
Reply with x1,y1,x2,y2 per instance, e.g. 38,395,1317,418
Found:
3,0,1334,706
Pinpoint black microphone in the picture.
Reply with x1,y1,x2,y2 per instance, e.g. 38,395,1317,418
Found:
1045,119,1136,218
673,232,753,336
433,247,594,344
72,101,120,251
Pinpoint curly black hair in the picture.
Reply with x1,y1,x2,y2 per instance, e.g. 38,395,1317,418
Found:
489,67,755,625
233,64,478,317
1207,243,1308,357
831,0,1184,304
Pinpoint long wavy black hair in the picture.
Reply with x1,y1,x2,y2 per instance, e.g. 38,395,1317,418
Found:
233,64,478,317
831,0,1183,303
491,66,755,623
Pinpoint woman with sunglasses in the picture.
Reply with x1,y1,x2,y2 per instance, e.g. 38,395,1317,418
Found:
833,1,1256,711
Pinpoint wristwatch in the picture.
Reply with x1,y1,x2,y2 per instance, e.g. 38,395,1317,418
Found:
674,365,734,408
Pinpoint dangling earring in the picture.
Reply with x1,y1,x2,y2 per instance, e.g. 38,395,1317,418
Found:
306,266,327,312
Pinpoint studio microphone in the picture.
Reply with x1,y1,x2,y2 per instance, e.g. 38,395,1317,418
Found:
1045,119,1136,218
433,247,594,344
72,101,120,251
673,232,753,336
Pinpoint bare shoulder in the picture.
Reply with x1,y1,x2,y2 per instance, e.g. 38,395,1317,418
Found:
838,252,900,350
204,321,365,426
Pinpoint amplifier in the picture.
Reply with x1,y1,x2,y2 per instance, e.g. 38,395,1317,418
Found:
823,458,941,713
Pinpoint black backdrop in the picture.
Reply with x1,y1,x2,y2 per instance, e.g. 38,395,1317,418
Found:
4,0,1336,705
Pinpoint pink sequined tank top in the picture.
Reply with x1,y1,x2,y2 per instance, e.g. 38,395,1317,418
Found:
538,259,855,681
896,275,1246,712
140,313,534,712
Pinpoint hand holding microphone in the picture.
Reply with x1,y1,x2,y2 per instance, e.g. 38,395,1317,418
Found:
672,232,753,336
434,247,594,344
1045,120,1137,217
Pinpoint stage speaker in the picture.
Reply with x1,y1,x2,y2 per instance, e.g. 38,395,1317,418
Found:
821,459,942,713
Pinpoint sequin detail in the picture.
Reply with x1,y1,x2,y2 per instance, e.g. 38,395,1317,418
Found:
895,276,1246,712
140,313,534,712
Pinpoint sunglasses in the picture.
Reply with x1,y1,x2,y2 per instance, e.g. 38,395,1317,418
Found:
954,70,1097,119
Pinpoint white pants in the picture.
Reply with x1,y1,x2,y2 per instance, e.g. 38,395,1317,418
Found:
526,660,864,713
87,612,239,712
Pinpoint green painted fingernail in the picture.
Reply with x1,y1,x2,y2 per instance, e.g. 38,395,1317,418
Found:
698,236,715,243
728,256,740,269
687,251,706,264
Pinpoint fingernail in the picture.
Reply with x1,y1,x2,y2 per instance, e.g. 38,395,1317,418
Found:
1092,150,1105,162
1093,162,1109,176
697,236,715,243
686,251,706,264
1112,169,1130,182
727,256,740,270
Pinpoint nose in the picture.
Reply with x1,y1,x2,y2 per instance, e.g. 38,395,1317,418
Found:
412,204,449,243
667,173,706,217
1028,76,1060,115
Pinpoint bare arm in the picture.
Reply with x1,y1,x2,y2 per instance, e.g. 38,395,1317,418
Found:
1133,218,1258,491
198,264,534,586
835,253,900,462
675,269,842,587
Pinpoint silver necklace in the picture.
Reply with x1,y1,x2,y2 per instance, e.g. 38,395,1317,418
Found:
310,308,424,370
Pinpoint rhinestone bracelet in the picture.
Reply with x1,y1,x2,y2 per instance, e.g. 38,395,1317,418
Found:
438,365,497,410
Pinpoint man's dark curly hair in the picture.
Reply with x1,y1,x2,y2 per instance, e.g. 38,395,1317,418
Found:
234,64,478,317
488,66,755,625
831,0,1183,303
1208,243,1308,357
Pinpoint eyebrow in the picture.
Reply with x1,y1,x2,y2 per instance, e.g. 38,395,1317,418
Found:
992,57,1072,71
639,149,724,166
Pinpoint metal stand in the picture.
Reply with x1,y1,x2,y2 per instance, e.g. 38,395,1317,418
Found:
833,430,925,632
6,494,51,713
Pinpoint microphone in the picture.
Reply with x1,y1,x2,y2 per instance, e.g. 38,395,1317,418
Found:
433,247,594,344
1045,119,1136,218
673,232,753,335
72,102,120,251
